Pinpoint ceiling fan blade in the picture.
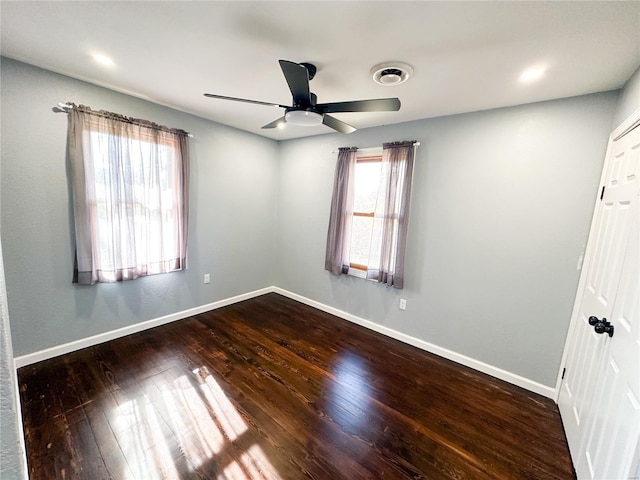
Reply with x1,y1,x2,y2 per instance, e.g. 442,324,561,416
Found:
323,114,357,134
204,93,286,108
318,98,401,113
279,60,312,106
261,117,286,129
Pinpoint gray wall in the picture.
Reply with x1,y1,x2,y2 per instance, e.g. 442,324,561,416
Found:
1,241,27,479
275,92,618,387
612,65,640,127
1,57,279,357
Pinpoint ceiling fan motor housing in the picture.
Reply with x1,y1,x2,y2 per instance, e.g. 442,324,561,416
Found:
292,92,317,109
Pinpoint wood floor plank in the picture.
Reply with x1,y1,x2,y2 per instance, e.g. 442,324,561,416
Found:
19,293,575,479
83,401,138,480
23,414,75,480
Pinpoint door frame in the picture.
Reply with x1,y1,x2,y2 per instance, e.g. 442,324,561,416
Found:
554,105,640,402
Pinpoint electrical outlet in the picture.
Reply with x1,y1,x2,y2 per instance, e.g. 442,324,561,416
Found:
399,298,407,310
203,273,210,284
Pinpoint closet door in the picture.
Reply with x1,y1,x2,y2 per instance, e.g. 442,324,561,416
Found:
558,115,639,479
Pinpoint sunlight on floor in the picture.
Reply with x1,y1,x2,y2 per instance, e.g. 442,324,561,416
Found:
117,394,181,480
219,445,278,480
196,367,248,441
115,366,279,479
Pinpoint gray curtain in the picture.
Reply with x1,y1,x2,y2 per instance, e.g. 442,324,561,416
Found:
366,141,415,288
325,147,358,274
67,104,189,284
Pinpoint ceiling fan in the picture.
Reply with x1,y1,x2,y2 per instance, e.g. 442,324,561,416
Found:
204,60,401,134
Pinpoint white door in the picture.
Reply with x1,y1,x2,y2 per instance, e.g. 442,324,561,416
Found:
558,115,640,479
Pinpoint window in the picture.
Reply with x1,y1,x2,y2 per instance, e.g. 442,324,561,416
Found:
348,150,383,276
325,141,416,289
68,105,189,284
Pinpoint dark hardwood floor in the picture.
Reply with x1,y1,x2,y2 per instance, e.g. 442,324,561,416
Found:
18,293,575,479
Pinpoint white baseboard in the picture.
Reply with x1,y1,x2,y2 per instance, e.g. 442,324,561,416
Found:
14,285,556,400
13,287,273,369
272,287,556,399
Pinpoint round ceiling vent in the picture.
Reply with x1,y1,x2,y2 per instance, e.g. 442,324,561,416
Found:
370,62,414,86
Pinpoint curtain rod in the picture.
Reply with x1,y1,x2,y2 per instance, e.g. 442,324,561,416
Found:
54,103,194,138
331,142,420,154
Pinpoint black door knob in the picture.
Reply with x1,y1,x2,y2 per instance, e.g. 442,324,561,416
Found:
588,316,614,338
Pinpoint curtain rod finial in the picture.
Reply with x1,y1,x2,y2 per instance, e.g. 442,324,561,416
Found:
54,102,73,113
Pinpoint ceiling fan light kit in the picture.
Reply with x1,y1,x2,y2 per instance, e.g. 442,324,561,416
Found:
285,110,323,126
370,62,414,86
204,59,401,134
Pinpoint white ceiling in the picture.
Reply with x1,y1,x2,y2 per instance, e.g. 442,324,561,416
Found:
2,1,639,140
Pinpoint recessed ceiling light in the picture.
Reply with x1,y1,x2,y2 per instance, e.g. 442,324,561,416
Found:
92,53,114,67
520,67,545,82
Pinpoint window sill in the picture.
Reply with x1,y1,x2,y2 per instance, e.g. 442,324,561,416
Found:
347,267,368,280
